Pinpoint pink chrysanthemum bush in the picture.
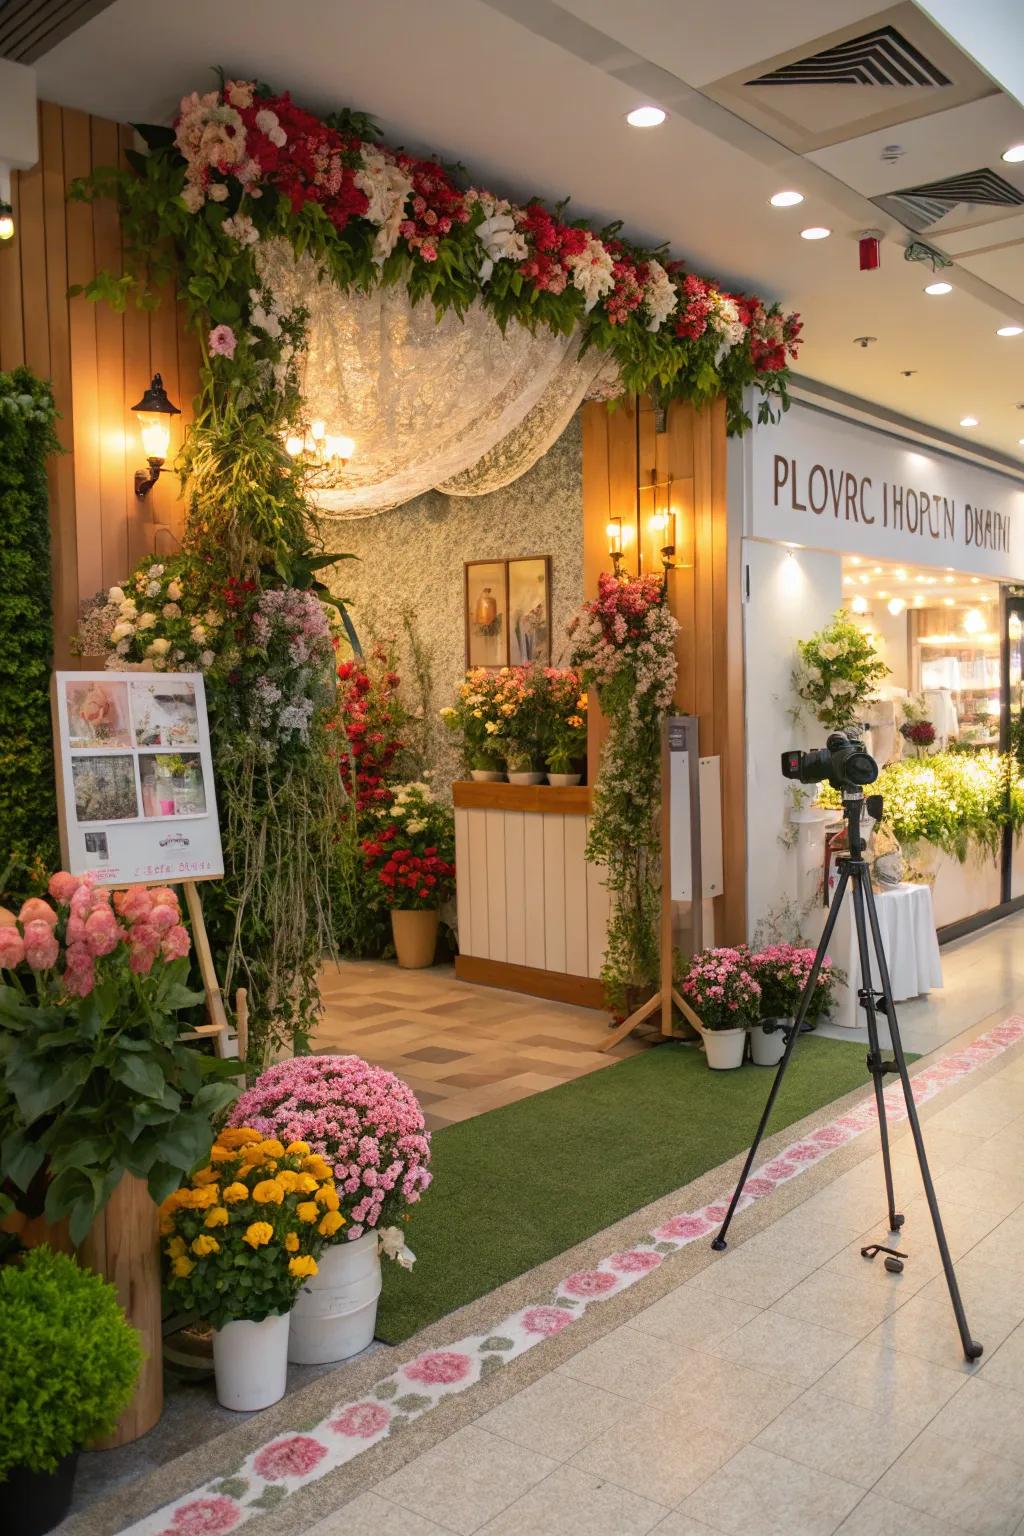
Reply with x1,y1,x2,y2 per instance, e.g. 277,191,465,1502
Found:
227,1055,431,1248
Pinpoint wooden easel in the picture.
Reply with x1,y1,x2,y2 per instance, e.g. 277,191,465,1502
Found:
601,717,706,1051
180,879,247,1061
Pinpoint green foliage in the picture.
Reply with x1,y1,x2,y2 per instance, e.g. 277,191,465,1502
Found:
0,1246,142,1479
0,370,60,903
794,611,890,731
0,959,239,1244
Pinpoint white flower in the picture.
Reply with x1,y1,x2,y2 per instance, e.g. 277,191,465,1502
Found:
191,623,207,642
378,1226,416,1269
255,108,279,136
644,260,677,332
145,638,171,657
484,720,501,734
710,294,745,359
355,145,414,264
406,818,427,834
181,184,204,213
200,649,215,668
148,564,164,578
204,609,222,628
111,621,134,642
208,182,229,203
145,581,161,598
222,212,259,247
162,603,181,620
137,611,157,631
166,579,183,601
567,236,615,312
269,126,287,148
108,585,126,605
476,213,528,282
119,599,137,619
439,706,457,719
115,638,131,655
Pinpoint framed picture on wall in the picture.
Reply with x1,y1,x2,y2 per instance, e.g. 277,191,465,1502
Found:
465,560,508,669
464,556,552,668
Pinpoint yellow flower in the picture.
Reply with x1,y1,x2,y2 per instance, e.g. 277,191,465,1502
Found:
253,1178,284,1205
189,1184,220,1210
159,1214,175,1236
318,1210,345,1238
567,715,583,729
160,1190,185,1216
577,693,588,710
204,1205,229,1228
297,1201,319,1224
259,1138,286,1160
172,1255,195,1278
243,1221,274,1249
284,1232,299,1253
218,1127,262,1149
222,1181,249,1204
295,1172,319,1195
288,1254,318,1280
209,1143,235,1162
275,1169,299,1193
191,1234,220,1257
285,1141,310,1158
166,1236,186,1259
302,1155,333,1182
315,1185,340,1211
192,1166,220,1186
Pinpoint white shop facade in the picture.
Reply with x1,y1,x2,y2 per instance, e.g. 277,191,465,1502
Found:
730,393,1024,951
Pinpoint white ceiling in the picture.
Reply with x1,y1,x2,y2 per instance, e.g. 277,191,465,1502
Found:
24,0,1024,467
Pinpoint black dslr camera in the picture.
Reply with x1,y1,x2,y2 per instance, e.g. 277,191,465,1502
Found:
781,730,879,792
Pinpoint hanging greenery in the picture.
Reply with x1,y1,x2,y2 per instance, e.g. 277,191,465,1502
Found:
0,369,60,904
568,573,678,1013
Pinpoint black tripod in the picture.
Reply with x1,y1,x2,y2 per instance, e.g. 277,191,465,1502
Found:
711,787,982,1363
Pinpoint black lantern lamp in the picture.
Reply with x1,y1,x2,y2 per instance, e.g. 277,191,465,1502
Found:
131,373,180,498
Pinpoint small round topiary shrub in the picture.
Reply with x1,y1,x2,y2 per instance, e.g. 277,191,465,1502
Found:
0,1246,142,1480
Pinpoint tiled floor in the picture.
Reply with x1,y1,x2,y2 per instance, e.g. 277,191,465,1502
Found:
314,961,646,1129
305,1035,1024,1536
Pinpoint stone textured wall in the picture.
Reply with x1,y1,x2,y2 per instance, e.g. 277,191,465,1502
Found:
325,413,583,794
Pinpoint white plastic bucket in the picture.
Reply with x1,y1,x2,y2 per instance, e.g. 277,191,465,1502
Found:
703,1027,747,1070
288,1233,382,1365
212,1312,290,1411
750,1019,791,1067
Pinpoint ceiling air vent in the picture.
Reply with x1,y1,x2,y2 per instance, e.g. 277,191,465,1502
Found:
745,25,951,89
875,168,1024,230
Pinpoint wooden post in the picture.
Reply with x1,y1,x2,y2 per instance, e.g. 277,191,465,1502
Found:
79,1173,162,1446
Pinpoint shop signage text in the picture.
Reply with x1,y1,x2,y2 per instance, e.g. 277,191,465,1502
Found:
772,456,1011,554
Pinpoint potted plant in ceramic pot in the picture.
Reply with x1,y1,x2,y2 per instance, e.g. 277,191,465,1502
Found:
680,946,762,1069
544,668,588,786
494,666,546,783
361,782,456,968
160,1131,335,1410
0,1246,141,1536
226,1056,431,1365
748,944,819,1066
440,669,506,780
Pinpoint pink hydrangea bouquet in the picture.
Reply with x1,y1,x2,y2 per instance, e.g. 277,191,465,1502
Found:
680,945,762,1031
0,872,240,1243
227,1055,431,1257
750,943,838,1022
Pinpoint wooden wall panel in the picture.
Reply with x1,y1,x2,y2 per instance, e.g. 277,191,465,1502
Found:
0,103,199,665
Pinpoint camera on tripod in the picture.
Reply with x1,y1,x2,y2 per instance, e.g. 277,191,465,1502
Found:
781,730,879,792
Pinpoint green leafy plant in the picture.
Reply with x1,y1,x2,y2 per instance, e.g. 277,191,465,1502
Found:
0,1246,142,1480
794,612,890,730
0,370,60,904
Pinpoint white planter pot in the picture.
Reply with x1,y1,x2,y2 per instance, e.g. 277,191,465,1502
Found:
288,1233,382,1365
750,1018,791,1067
213,1312,290,1412
702,1028,747,1070
547,773,582,787
507,771,545,785
469,769,505,782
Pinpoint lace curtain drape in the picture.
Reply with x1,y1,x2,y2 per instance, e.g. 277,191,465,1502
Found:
258,242,617,517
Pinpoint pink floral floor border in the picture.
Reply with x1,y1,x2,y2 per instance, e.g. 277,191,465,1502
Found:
122,1017,1024,1536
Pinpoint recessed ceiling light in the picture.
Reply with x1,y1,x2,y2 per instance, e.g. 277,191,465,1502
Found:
895,569,907,580
1002,144,1024,164
887,597,906,616
801,226,831,240
914,594,924,605
943,597,955,607
997,325,1024,337
873,567,883,574
960,416,979,427
944,575,955,584
850,556,861,566
851,595,869,614
925,282,952,295
770,190,803,207
626,105,666,128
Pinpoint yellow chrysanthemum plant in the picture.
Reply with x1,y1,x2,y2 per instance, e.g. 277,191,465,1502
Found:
160,1129,343,1330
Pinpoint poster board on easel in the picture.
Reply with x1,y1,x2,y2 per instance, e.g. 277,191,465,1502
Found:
51,671,242,1058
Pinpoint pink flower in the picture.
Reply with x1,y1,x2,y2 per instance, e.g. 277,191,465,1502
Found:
22,921,59,970
330,1401,390,1438
116,885,154,924
150,902,178,935
608,1250,662,1274
653,1214,711,1241
150,887,180,910
65,961,96,998
0,927,26,969
404,1350,472,1385
786,1143,821,1163
19,897,57,929
130,946,156,975
48,871,80,904
129,922,160,954
168,1496,241,1534
521,1306,574,1336
743,1177,777,1198
252,1435,327,1482
562,1270,617,1298
84,906,121,958
208,324,237,359
161,924,191,961
66,914,87,944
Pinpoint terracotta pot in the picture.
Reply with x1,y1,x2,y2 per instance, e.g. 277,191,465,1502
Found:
391,908,440,969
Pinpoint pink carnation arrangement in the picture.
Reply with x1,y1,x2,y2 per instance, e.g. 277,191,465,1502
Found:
227,1055,431,1243
750,943,837,1021
0,872,190,999
681,945,762,1031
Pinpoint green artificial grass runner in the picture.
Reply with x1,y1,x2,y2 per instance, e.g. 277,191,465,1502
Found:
377,1034,897,1344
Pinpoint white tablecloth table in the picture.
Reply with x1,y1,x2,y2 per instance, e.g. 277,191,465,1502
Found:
828,881,943,1030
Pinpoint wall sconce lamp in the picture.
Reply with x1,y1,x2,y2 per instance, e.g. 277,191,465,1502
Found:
0,164,13,241
648,473,677,576
607,515,626,577
132,374,180,498
284,419,356,467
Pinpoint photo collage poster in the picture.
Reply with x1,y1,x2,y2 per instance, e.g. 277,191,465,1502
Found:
53,671,224,884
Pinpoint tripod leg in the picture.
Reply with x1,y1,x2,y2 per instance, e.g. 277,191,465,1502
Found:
861,879,983,1363
850,871,902,1233
711,862,852,1252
